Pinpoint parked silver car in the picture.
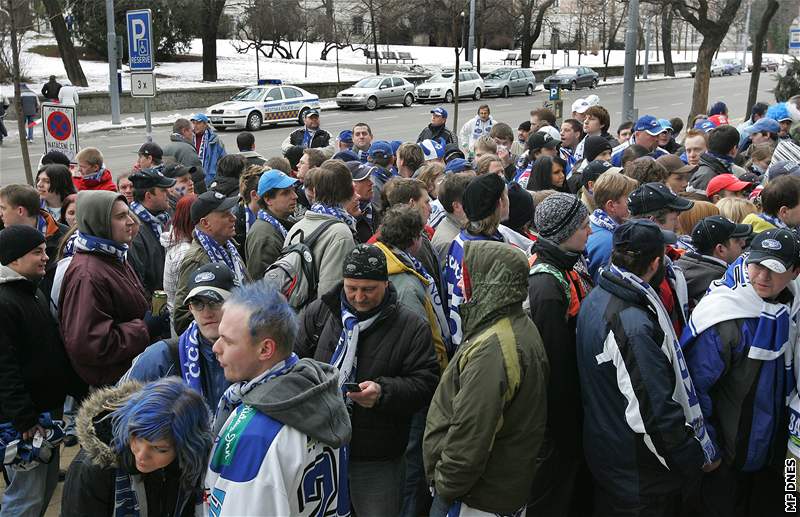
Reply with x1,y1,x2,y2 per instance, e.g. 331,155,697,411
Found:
415,70,485,103
483,67,536,97
336,76,416,110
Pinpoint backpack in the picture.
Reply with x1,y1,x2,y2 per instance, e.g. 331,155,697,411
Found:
263,219,343,310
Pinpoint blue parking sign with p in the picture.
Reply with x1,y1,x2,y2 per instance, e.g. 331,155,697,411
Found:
126,9,154,71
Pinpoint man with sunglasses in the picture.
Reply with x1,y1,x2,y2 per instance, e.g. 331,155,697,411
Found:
121,263,233,409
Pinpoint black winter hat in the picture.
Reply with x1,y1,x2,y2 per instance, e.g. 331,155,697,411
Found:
0,225,46,265
343,244,388,281
583,136,613,162
507,182,534,233
462,173,506,221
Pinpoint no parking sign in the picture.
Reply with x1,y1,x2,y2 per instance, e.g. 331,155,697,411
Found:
41,103,79,162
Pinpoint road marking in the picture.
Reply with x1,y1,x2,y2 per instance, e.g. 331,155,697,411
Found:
644,106,660,110
495,103,513,107
671,102,683,106
374,116,397,120
109,143,142,149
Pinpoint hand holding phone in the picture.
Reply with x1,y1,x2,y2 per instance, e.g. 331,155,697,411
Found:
343,382,362,393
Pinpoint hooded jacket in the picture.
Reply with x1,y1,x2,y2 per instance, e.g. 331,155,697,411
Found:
163,133,206,193
19,85,38,117
193,129,226,186
72,168,118,192
0,265,86,432
675,251,727,309
204,358,352,516
295,282,439,461
62,382,198,517
688,152,747,193
424,241,549,514
59,191,150,387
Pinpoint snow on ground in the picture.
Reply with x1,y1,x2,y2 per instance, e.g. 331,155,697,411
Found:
3,31,786,98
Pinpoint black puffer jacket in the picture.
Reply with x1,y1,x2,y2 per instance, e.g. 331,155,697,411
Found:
0,265,86,432
295,282,439,461
288,127,333,149
416,124,457,145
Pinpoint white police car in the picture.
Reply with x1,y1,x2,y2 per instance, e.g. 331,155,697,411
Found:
205,80,321,131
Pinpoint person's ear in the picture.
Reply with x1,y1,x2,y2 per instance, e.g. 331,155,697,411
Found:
258,337,277,362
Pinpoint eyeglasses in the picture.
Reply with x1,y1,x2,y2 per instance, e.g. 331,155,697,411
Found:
188,299,223,311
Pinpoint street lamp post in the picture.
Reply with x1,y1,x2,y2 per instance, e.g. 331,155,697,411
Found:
467,0,476,64
622,0,639,123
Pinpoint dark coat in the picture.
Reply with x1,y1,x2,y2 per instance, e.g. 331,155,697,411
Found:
295,283,439,461
41,79,61,101
416,124,457,145
0,266,86,432
128,212,167,299
288,127,333,149
675,251,727,310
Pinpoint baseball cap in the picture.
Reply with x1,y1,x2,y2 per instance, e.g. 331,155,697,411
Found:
538,125,562,142
633,115,667,136
368,141,393,159
333,150,359,162
184,263,235,304
444,158,473,174
658,118,673,132
347,161,373,182
129,167,176,189
571,98,590,114
692,215,752,253
431,107,448,118
390,140,402,154
628,182,694,215
746,117,780,136
706,174,752,198
163,162,196,179
190,113,210,123
444,142,465,163
708,114,730,126
419,139,444,161
528,132,559,152
190,190,238,225
656,154,697,176
767,160,800,180
613,219,677,255
305,109,320,118
338,130,353,144
137,142,163,160
747,228,800,274
694,120,717,133
257,169,298,197
582,160,622,189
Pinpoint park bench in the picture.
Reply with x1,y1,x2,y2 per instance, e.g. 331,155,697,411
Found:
382,51,399,63
397,52,416,63
365,50,379,63
503,52,519,64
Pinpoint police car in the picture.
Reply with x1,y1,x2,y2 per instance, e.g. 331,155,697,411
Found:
205,80,321,131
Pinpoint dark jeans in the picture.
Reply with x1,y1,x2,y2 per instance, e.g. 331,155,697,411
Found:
528,438,593,517
401,407,431,517
349,457,404,516
684,461,785,517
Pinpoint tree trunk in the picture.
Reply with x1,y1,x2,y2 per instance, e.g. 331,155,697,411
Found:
201,0,226,82
661,8,674,76
42,0,87,86
369,0,379,75
689,38,720,120
746,0,779,116
8,0,33,185
520,8,532,68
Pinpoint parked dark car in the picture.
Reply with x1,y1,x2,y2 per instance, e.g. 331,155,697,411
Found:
543,66,599,90
748,58,779,72
483,68,537,97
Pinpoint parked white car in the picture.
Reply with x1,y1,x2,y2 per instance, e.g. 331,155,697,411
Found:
415,70,485,103
205,81,321,131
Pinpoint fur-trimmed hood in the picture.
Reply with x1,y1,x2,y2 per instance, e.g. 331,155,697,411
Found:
75,381,142,469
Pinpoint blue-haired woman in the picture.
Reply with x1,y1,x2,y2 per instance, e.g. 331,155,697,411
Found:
61,377,212,517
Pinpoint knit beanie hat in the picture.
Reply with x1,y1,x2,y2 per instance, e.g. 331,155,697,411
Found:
507,182,534,233
462,173,506,221
0,225,46,265
343,244,388,281
534,192,589,244
583,136,613,162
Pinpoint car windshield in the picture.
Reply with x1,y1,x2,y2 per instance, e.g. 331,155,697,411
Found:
486,70,511,79
555,68,578,76
428,74,454,83
354,77,383,88
231,88,264,101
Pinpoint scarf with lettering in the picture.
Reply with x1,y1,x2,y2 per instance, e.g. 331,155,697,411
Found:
193,229,245,286
331,294,381,396
589,208,618,232
178,321,204,396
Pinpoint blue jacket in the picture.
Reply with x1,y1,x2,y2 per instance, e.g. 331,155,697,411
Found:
586,221,613,282
680,317,789,472
577,270,705,502
195,129,226,186
610,136,669,167
121,335,229,411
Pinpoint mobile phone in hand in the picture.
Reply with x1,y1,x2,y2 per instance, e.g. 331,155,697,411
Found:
343,382,362,393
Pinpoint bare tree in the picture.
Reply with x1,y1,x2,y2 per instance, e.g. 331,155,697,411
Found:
600,0,627,80
746,0,779,116
40,0,87,86
518,0,556,68
672,0,744,118
4,0,34,185
661,3,675,76
201,0,227,81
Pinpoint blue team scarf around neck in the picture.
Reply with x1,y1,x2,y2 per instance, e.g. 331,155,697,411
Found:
83,167,106,182
74,231,128,262
356,149,369,163
193,229,245,286
395,248,451,349
331,295,380,399
256,209,287,239
302,129,315,148
245,206,256,233
589,208,618,232
758,213,788,229
358,199,374,230
372,166,395,185
310,203,358,234
62,232,78,258
178,321,204,396
36,214,48,235
130,201,169,239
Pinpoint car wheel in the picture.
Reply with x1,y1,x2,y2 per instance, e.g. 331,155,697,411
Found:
445,90,454,103
246,111,262,131
525,84,533,96
297,108,308,125
502,86,509,98
591,78,598,89
571,80,577,90
403,93,414,107
366,96,378,110
473,88,482,100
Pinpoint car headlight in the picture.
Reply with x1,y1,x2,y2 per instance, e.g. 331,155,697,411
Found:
431,88,441,93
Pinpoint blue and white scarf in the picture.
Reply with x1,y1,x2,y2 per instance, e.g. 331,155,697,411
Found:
82,167,106,182
0,413,64,471
396,248,452,349
310,203,358,235
358,199,374,231
178,321,204,396
757,213,788,229
245,206,257,234
257,209,288,239
676,235,696,253
608,264,717,466
213,353,299,434
589,209,618,232
130,201,169,239
62,232,78,258
427,200,446,229
302,129,315,148
372,165,395,186
74,231,128,262
194,229,245,286
331,296,380,394
560,147,577,177
355,148,369,163
36,214,48,235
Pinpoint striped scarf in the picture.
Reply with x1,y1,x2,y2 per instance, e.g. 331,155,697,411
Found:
193,229,245,286
130,201,169,239
589,209,618,232
310,203,357,235
331,296,380,395
74,231,128,262
257,209,288,239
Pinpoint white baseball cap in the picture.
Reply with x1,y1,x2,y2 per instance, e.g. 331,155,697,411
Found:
572,98,591,114
537,125,562,142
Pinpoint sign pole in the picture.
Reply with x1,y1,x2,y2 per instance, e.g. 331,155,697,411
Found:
106,0,121,124
144,98,152,142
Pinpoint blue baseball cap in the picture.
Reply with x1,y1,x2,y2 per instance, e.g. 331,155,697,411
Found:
305,108,320,118
390,140,402,154
333,150,358,162
368,141,393,159
431,107,448,118
658,118,673,132
338,130,353,143
747,117,781,136
190,113,210,123
257,169,298,197
444,158,473,174
633,115,666,136
693,120,717,133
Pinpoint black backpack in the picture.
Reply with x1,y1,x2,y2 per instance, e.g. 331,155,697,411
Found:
262,219,343,310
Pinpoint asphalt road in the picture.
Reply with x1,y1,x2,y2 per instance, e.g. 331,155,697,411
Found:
0,72,778,186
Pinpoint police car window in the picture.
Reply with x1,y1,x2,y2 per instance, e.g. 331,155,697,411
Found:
266,88,282,100
231,88,264,102
392,77,404,87
282,87,302,99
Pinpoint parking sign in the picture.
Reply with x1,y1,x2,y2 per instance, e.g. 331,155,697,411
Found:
126,9,154,71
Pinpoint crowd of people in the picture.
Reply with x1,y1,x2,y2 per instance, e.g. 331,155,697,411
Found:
3,90,800,517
